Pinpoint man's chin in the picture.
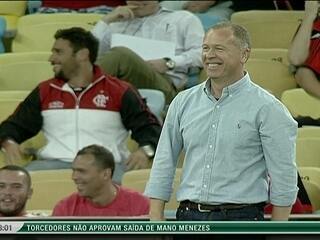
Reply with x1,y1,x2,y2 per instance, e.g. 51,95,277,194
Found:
54,73,68,82
0,208,22,217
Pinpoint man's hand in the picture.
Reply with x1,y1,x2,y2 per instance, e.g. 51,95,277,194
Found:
1,140,23,165
183,1,216,13
147,59,168,74
271,205,292,221
102,5,138,24
125,148,150,171
150,199,166,221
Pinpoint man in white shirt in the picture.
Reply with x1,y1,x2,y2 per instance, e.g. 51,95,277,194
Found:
91,1,204,103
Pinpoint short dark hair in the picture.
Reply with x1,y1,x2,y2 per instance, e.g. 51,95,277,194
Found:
54,27,99,64
207,21,251,49
0,165,31,189
76,145,115,176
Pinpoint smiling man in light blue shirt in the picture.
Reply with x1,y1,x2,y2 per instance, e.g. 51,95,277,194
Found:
145,22,298,221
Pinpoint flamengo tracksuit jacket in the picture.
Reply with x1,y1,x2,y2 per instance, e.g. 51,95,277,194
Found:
0,66,161,163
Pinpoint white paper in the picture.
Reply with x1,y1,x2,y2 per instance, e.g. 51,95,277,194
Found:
111,33,175,60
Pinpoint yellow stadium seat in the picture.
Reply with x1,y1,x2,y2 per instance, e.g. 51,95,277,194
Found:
16,13,102,28
0,90,30,100
281,89,320,119
231,10,303,48
302,180,320,212
297,127,320,139
0,52,52,91
27,169,75,211
245,59,296,99
231,10,303,23
122,168,182,210
0,99,46,167
0,51,50,64
0,61,52,90
296,138,320,168
12,13,103,52
0,0,27,31
250,48,289,65
299,167,320,186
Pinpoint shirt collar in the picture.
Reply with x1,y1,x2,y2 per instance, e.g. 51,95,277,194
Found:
203,72,251,98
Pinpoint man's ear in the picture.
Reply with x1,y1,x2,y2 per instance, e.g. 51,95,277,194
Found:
27,188,33,200
241,48,250,64
77,48,90,61
103,168,112,180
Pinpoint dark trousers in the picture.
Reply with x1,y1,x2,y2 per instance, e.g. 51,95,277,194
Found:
175,205,265,240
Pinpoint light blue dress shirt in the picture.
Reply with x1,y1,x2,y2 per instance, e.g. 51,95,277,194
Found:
145,73,298,207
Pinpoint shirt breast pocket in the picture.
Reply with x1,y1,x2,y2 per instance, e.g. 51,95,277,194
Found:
153,23,177,43
229,119,260,150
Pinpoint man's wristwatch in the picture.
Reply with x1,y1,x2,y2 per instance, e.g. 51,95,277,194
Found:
163,57,176,70
140,145,155,159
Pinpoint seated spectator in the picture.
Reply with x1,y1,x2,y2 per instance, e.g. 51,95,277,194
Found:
52,145,149,216
288,1,320,127
91,1,204,103
160,1,234,27
0,27,161,184
37,0,126,14
0,165,33,217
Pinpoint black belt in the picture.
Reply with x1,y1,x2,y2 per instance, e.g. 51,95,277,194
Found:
179,200,265,212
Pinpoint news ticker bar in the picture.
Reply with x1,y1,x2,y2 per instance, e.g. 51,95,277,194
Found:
1,221,320,234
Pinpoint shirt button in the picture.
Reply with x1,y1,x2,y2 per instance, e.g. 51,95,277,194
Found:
212,124,215,128
216,105,220,109
209,145,213,148
203,185,207,188
206,165,210,168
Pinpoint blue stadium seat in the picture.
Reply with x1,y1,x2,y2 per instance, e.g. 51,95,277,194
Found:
27,0,42,14
0,16,6,53
138,89,165,122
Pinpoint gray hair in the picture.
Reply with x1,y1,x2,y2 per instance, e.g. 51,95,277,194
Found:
207,21,251,49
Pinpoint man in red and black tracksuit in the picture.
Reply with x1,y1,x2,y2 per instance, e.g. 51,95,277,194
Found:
0,27,161,184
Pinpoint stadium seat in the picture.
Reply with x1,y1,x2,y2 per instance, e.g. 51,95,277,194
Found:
122,168,182,210
27,0,42,14
0,17,6,53
138,89,165,122
296,138,320,168
0,0,27,32
0,99,46,168
16,12,102,27
231,10,303,48
12,22,93,52
297,127,320,139
281,89,320,119
27,169,75,210
250,48,289,66
231,10,304,23
0,51,50,64
0,60,52,90
0,90,30,100
245,59,297,99
301,180,320,212
12,13,102,52
299,167,320,186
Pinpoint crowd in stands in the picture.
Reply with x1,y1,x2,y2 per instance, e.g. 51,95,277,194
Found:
0,0,319,221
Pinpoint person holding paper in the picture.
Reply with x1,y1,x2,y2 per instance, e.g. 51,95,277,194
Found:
91,1,204,103
145,22,298,221
52,145,150,216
